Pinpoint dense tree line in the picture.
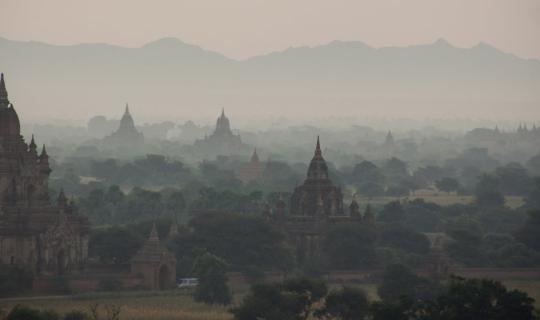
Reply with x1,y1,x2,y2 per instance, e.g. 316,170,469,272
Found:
232,271,539,320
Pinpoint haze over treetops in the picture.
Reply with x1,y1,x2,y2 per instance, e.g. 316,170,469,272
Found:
0,37,538,123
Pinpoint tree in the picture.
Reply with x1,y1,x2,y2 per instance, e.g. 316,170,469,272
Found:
165,191,185,216
88,226,144,264
232,277,327,320
0,265,34,297
445,228,485,267
282,277,328,319
495,163,532,196
514,210,540,251
357,182,385,198
383,157,409,181
322,223,377,269
377,201,405,223
232,283,302,320
526,153,540,176
404,199,441,232
370,297,414,320
104,185,125,205
377,264,437,302
63,310,89,320
377,224,431,255
412,165,448,187
192,252,232,305
435,177,460,194
371,276,537,320
183,213,293,271
5,306,60,320
475,174,505,208
427,277,537,320
316,286,369,320
352,161,385,197
385,184,410,197
525,177,540,209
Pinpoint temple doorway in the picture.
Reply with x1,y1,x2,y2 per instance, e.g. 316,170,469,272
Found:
158,265,170,290
57,250,66,275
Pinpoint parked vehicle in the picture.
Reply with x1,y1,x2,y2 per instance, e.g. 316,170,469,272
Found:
177,277,199,288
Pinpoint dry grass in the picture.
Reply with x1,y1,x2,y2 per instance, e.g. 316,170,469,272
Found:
2,280,538,318
0,292,233,320
358,190,524,209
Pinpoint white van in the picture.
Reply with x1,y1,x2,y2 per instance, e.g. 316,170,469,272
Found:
177,278,199,288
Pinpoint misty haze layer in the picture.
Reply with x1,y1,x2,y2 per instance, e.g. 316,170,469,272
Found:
0,37,539,124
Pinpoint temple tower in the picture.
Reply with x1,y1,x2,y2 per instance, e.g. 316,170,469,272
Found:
289,137,344,217
131,223,177,290
0,73,90,275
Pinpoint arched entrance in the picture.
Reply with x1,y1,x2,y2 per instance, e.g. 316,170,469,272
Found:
158,265,170,290
57,250,66,275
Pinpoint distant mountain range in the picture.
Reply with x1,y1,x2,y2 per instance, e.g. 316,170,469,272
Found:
0,37,539,122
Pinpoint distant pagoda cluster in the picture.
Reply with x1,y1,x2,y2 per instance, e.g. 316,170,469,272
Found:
103,104,144,146
0,74,90,275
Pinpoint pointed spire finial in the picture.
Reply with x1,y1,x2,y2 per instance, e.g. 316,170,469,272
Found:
315,136,322,156
39,144,49,163
149,222,159,241
0,73,9,107
29,134,36,148
221,107,225,117
125,103,130,114
251,147,259,162
57,188,68,207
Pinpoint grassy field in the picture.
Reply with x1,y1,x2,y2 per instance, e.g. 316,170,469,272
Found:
2,280,538,319
0,291,233,320
357,189,524,209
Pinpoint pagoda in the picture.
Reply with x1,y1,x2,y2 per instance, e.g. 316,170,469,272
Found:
238,148,264,183
0,73,90,275
103,104,144,146
194,109,244,155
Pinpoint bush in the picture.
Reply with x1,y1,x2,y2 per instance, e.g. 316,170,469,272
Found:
232,277,327,320
99,278,122,292
377,264,439,302
0,265,34,297
192,252,232,305
316,286,369,320
6,305,60,320
63,310,88,320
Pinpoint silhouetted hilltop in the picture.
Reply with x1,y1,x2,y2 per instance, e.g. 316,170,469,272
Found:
1,37,538,121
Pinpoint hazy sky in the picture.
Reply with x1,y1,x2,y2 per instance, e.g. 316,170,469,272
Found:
1,0,539,60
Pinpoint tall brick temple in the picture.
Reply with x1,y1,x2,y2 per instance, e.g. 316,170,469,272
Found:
0,73,90,275
276,137,366,261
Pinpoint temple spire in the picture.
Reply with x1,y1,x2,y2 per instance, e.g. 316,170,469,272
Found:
149,222,159,242
315,136,322,156
57,188,68,208
40,144,48,159
0,73,8,107
29,135,37,157
250,148,259,162
29,135,37,149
